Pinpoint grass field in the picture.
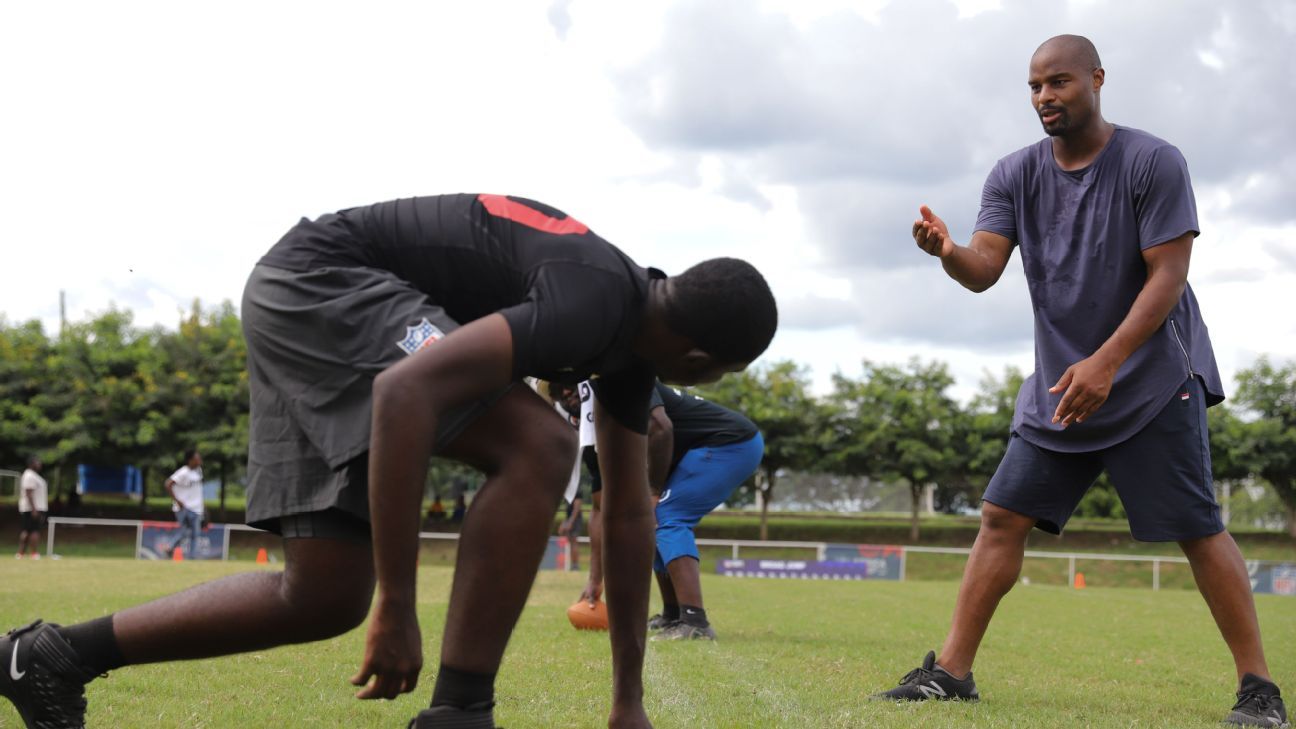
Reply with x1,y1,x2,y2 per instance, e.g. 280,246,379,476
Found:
1,559,1293,728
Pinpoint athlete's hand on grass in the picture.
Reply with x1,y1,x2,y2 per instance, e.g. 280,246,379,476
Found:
351,602,422,700
1050,354,1118,428
609,701,652,729
579,579,603,606
913,205,956,258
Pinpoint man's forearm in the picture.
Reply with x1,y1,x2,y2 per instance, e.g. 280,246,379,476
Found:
1093,266,1188,371
646,434,672,495
601,494,652,704
940,243,1002,293
369,373,438,609
588,503,604,589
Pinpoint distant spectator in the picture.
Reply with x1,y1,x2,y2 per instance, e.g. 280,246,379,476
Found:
16,457,48,560
426,497,445,523
164,450,205,558
450,493,467,524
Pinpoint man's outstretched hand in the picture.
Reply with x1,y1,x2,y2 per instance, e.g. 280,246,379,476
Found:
580,579,603,606
913,205,956,258
1049,354,1118,428
350,601,423,700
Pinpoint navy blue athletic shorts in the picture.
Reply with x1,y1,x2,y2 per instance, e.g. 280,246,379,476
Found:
982,376,1223,542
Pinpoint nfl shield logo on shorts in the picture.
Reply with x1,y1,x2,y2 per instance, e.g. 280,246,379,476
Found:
396,318,446,355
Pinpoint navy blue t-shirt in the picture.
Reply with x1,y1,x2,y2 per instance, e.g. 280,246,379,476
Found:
649,383,759,470
975,126,1223,452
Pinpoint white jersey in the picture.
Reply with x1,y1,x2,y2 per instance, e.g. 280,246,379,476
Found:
19,468,48,513
563,381,597,504
169,465,205,515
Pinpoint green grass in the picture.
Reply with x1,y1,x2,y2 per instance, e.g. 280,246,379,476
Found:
2,559,1293,728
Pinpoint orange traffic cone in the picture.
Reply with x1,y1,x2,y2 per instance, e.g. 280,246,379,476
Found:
172,547,184,562
1073,572,1086,589
255,548,269,564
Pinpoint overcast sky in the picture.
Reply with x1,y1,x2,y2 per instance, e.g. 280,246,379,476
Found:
2,0,1293,398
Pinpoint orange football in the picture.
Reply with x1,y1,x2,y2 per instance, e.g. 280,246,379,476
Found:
566,599,609,631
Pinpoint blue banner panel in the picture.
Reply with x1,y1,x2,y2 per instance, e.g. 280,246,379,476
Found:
717,557,901,581
138,521,227,560
539,536,570,570
77,465,143,496
823,543,905,576
1249,562,1296,596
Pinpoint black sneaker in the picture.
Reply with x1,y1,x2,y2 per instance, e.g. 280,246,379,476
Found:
1225,674,1289,728
0,620,94,729
408,701,499,729
651,622,716,641
647,614,676,631
873,651,979,702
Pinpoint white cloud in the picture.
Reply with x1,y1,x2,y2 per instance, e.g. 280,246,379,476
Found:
0,0,1293,405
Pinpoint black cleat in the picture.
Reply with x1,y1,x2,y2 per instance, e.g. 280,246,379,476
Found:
1225,674,1289,728
651,622,716,641
646,614,674,631
408,701,499,729
872,650,979,702
0,620,94,729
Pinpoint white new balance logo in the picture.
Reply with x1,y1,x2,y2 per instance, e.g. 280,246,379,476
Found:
917,681,947,699
9,639,25,681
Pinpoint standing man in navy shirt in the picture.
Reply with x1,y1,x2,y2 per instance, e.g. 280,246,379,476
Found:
875,36,1285,728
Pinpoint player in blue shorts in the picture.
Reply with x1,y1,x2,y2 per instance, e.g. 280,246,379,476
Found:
574,382,763,641
873,36,1286,728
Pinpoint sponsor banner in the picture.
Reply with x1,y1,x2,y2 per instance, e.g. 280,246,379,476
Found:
139,521,227,560
823,543,905,578
539,536,571,571
1249,562,1296,596
717,557,900,581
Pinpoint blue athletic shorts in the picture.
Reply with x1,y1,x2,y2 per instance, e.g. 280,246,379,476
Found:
982,376,1223,542
654,433,764,573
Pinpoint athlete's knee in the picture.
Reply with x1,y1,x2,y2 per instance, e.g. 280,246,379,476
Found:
979,502,1033,537
524,417,577,493
281,542,375,636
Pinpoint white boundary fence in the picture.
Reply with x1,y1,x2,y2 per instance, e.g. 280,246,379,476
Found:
0,469,20,498
41,517,1291,595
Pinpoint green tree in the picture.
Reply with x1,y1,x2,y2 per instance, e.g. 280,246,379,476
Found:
50,309,160,466
1233,357,1296,536
147,300,249,517
695,361,826,540
0,319,59,469
829,358,962,541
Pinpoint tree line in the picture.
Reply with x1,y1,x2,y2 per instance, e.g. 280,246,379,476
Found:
0,303,247,514
2,305,1293,538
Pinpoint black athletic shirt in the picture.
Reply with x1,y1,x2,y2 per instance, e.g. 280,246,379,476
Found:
259,194,659,433
650,383,759,470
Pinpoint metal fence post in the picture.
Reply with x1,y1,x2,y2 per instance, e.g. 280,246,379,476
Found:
1068,555,1076,588
732,543,739,559
1153,558,1160,591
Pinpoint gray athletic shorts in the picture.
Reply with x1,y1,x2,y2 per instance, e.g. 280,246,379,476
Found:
983,376,1223,542
241,264,507,533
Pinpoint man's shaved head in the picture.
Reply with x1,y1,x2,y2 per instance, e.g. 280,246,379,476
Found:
1033,34,1102,71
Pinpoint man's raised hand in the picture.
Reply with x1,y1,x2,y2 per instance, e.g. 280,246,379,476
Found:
913,205,955,258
